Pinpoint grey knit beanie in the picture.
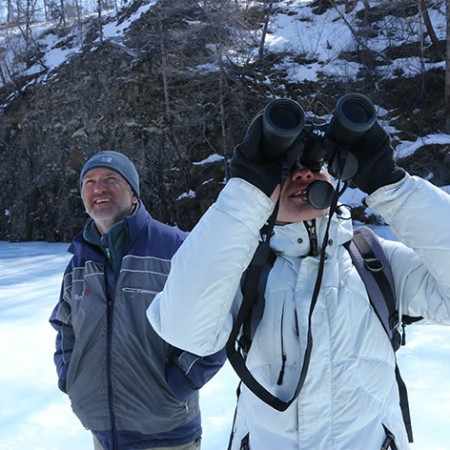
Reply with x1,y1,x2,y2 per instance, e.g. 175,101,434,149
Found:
79,151,140,197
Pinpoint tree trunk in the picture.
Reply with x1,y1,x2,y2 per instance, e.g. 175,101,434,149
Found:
97,0,103,42
445,0,450,132
159,11,172,123
420,0,440,50
59,0,66,28
6,0,13,22
74,0,84,46
418,0,426,97
258,0,274,61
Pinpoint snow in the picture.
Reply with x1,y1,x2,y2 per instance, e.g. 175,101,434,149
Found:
177,189,196,199
101,1,158,40
0,241,238,450
193,154,225,165
4,0,446,90
396,134,450,159
1,235,450,449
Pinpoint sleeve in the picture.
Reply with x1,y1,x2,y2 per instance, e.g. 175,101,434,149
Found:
165,348,227,401
366,174,450,323
49,265,75,393
147,178,275,356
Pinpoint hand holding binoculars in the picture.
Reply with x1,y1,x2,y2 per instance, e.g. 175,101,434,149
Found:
260,93,378,209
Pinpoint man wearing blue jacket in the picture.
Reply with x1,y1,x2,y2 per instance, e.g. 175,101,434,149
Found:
50,151,226,450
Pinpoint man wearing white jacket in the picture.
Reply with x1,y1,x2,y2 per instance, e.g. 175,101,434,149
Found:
147,98,450,450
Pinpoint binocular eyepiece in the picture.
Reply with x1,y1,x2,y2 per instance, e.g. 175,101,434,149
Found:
261,93,378,209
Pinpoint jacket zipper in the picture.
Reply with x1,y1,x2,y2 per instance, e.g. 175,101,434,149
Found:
105,267,118,450
277,304,287,385
294,309,300,337
304,219,319,256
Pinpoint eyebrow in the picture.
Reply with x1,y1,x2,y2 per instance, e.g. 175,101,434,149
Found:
83,171,119,180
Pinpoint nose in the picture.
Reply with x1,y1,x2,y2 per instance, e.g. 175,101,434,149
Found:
93,179,110,192
84,179,108,194
290,163,314,182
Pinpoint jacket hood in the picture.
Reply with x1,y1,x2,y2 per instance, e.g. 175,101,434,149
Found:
270,205,353,258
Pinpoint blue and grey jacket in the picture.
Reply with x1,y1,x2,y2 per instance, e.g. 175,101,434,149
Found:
50,202,226,449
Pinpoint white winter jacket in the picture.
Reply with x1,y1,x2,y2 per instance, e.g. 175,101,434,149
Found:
148,174,450,450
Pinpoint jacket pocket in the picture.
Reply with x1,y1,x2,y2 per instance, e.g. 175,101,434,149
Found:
122,287,159,296
165,362,196,402
121,286,158,308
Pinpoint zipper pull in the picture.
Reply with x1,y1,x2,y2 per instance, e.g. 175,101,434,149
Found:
304,219,318,256
401,322,407,346
101,234,111,259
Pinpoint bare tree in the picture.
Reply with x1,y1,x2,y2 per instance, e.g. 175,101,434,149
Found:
0,36,24,95
6,0,14,22
97,0,103,42
73,0,84,46
419,0,440,50
201,0,236,173
16,0,40,56
157,6,171,123
59,0,66,27
445,0,450,131
329,0,391,66
418,0,426,96
258,0,275,60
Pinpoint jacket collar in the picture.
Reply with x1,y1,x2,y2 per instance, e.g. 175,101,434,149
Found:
69,200,150,257
270,207,353,259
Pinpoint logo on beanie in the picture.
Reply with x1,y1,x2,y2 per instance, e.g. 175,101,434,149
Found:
100,157,113,163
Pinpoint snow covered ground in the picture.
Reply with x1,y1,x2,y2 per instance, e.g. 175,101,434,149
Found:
1,233,450,450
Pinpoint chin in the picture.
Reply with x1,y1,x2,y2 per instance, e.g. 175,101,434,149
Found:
278,206,327,223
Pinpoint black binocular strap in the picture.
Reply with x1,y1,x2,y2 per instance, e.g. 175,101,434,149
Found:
226,241,323,411
226,186,340,412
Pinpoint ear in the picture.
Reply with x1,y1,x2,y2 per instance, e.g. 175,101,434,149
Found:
132,194,138,206
80,191,88,210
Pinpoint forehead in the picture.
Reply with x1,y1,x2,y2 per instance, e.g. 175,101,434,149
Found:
82,167,123,181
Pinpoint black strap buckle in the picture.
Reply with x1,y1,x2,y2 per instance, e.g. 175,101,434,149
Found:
364,257,384,273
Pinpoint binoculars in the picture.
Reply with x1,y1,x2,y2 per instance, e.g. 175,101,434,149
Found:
261,93,377,182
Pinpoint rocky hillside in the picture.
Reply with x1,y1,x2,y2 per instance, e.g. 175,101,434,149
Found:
0,0,448,241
